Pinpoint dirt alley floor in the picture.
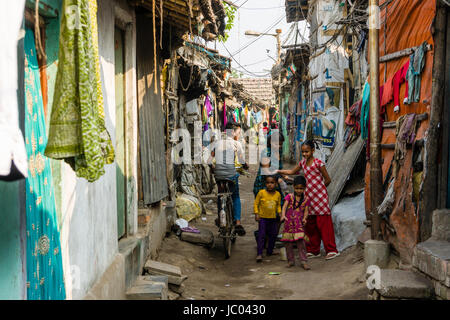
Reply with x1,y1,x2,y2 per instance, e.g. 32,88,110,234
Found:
157,165,369,300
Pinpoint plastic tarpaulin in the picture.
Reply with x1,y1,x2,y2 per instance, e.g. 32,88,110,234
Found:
308,1,349,89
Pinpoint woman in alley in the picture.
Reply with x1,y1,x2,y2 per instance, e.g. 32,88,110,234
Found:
253,175,282,262
280,175,310,270
278,140,339,260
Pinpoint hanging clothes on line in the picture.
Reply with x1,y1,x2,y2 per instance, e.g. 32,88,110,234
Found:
24,28,66,300
405,42,427,104
0,0,28,181
45,0,114,182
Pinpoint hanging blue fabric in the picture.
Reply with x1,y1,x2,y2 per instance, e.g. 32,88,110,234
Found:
360,81,371,140
24,28,66,300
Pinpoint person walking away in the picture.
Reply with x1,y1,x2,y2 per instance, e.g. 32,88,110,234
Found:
253,175,282,262
280,176,311,270
277,140,339,260
210,121,248,236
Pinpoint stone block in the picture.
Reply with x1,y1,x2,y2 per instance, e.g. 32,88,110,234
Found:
376,269,434,299
144,259,182,277
364,240,390,269
413,239,450,284
126,282,168,300
180,228,214,246
432,209,450,241
144,259,187,285
137,275,169,287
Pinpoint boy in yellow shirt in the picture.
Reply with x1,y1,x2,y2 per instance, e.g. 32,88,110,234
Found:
254,175,282,262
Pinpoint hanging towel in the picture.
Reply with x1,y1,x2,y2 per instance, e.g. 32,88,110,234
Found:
45,0,114,182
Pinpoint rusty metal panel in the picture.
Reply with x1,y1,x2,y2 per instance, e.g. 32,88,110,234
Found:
136,14,168,204
326,137,365,209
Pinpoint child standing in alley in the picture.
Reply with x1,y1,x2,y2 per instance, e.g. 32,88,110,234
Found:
278,140,339,260
281,176,310,270
254,175,282,262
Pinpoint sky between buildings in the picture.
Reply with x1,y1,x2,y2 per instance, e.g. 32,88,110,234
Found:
214,0,309,78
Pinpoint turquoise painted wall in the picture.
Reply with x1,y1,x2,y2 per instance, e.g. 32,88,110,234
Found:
0,181,25,299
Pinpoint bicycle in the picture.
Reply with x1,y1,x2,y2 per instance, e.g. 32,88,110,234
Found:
216,179,237,259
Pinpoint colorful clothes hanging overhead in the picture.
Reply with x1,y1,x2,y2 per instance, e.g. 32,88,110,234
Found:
45,0,114,182
24,28,66,300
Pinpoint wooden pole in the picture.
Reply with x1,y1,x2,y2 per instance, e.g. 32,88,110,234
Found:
369,0,383,240
420,2,447,241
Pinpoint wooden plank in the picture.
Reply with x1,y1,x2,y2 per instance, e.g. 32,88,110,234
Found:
326,137,365,209
380,44,432,63
381,139,424,150
382,113,428,128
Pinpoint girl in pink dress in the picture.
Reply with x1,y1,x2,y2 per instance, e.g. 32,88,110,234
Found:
278,140,339,260
281,176,311,269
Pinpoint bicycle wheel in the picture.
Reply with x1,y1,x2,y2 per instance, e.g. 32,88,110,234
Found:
223,236,232,259
223,198,234,259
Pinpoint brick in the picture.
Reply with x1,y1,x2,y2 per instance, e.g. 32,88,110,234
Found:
138,215,151,225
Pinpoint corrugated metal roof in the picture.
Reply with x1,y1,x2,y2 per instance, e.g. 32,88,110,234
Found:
231,78,274,104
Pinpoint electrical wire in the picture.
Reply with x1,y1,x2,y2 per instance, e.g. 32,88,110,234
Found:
223,43,272,77
231,14,285,56
239,5,285,10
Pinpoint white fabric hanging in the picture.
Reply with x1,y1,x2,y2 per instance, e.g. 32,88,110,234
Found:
0,0,28,178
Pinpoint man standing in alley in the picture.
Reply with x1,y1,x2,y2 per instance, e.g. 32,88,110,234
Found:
209,121,249,236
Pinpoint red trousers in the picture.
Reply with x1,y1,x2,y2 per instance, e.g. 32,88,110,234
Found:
305,215,338,255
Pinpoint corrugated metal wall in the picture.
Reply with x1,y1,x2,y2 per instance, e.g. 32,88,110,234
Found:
136,14,168,204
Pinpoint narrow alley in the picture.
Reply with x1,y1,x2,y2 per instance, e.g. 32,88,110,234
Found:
157,164,368,300
1,0,449,303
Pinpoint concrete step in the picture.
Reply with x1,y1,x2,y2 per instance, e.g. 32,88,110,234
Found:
413,239,450,287
144,259,188,285
374,269,434,299
126,276,168,300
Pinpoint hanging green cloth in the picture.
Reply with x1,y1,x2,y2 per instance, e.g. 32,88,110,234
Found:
24,29,66,300
45,0,114,182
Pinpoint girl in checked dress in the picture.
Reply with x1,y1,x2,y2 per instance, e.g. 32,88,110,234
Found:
278,140,339,260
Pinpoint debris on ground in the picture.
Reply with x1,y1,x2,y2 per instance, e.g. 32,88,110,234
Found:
176,193,202,221
180,227,214,247
144,259,188,287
